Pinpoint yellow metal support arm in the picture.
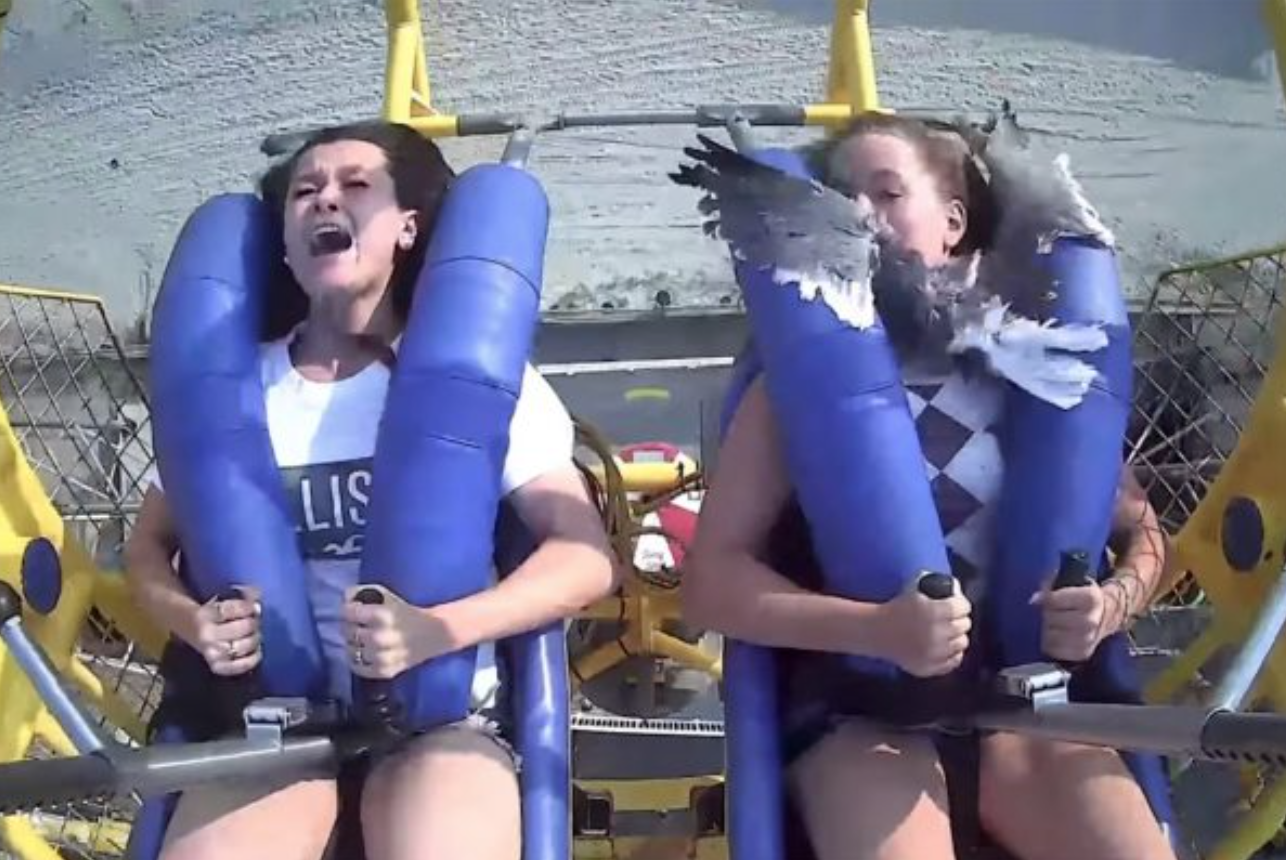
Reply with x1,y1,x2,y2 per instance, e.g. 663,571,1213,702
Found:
1266,0,1286,108
816,0,881,120
377,0,883,140
382,0,456,133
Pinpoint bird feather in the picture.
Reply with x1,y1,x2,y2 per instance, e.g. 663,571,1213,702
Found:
669,101,1121,409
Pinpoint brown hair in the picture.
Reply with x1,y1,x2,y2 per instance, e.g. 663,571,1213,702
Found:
807,113,999,257
256,121,456,343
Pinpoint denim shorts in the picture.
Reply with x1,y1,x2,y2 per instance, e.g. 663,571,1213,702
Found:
391,707,522,773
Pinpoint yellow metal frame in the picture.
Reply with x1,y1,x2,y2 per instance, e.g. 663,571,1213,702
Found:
574,777,726,860
1267,0,1286,107
814,0,883,120
0,396,103,860
573,578,722,690
1141,243,1286,860
589,461,693,496
573,452,722,687
381,0,455,136
0,286,168,860
380,0,881,139
0,281,108,304
1136,245,1286,650
4,1,1286,858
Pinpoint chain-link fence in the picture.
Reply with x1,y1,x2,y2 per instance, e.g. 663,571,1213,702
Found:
0,287,152,567
0,285,160,860
1126,246,1286,605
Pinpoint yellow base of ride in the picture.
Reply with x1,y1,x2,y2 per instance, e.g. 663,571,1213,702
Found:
575,776,726,860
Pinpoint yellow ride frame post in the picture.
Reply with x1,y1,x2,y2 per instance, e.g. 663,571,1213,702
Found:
1266,0,1286,103
379,0,882,138
806,0,883,128
381,0,457,136
572,582,722,690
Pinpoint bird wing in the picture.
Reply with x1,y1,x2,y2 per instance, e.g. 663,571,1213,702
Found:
669,133,887,328
972,104,1118,317
950,103,1120,408
670,116,1118,410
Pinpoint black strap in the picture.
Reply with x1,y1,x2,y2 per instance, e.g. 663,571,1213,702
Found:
324,758,372,860
938,732,986,858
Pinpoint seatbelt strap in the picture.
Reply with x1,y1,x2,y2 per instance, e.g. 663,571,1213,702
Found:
938,732,986,858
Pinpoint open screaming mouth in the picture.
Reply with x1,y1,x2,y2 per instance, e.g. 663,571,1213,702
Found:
309,225,354,256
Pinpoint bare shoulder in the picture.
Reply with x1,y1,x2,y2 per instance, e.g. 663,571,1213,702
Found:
691,376,791,557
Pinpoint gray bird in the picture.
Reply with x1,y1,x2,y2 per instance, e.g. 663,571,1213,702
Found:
670,103,1118,409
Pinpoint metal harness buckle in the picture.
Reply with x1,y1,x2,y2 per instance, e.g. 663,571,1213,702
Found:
995,663,1072,711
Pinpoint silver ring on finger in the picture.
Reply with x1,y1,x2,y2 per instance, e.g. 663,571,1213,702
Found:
354,646,366,667
224,639,237,658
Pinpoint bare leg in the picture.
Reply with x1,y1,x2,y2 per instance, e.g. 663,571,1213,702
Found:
361,721,521,860
159,776,337,860
788,720,957,860
979,733,1176,860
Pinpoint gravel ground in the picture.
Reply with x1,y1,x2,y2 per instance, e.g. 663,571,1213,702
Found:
1,0,1284,333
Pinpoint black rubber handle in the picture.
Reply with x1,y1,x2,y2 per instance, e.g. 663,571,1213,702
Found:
902,571,971,724
1053,550,1095,591
917,572,956,601
0,580,21,625
353,587,402,734
353,587,385,609
209,587,264,726
214,586,261,661
1048,550,1096,670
